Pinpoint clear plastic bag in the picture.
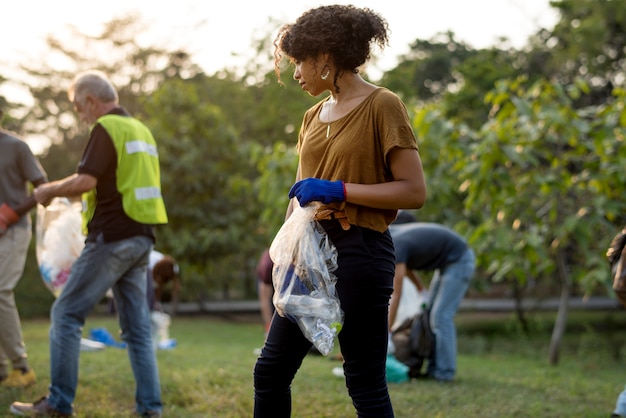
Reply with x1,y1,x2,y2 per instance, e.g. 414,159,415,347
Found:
36,197,85,297
270,203,344,355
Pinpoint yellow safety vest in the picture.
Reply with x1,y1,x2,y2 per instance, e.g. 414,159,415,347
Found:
81,114,168,234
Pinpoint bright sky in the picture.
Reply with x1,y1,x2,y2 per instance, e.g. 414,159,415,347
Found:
3,0,558,78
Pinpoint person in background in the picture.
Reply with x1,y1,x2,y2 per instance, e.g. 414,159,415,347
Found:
147,250,181,315
390,210,426,293
147,250,180,350
255,248,274,337
0,107,48,388
253,5,427,417
11,70,167,418
609,236,626,418
388,222,475,382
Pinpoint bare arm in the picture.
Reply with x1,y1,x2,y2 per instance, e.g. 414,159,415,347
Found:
259,282,274,332
406,269,426,292
13,177,48,216
344,148,426,210
33,173,97,205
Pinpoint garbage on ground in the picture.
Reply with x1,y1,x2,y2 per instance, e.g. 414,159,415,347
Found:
89,327,127,349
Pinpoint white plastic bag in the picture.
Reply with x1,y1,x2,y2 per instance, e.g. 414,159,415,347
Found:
269,203,343,355
392,277,428,330
36,197,85,297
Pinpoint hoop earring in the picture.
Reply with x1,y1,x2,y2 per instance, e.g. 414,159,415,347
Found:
321,64,330,80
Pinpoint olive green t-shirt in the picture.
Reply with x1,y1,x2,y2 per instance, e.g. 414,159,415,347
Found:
297,88,418,232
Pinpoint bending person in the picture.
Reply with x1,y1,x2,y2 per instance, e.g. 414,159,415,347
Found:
389,222,475,382
147,250,180,350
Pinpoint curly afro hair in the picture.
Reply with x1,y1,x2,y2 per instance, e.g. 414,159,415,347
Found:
274,5,389,88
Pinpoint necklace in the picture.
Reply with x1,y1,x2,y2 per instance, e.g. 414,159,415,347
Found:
324,81,357,138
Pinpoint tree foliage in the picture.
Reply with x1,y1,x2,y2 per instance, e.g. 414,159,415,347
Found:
541,0,626,90
415,76,626,363
380,32,475,103
139,77,257,300
16,14,202,181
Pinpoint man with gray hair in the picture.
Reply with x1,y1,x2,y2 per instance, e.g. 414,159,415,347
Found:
11,70,167,418
0,107,47,389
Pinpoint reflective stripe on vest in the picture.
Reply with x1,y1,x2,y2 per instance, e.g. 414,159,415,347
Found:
135,186,162,200
126,140,158,157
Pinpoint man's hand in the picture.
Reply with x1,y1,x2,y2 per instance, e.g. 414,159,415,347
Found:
33,185,53,207
288,178,345,207
0,204,19,236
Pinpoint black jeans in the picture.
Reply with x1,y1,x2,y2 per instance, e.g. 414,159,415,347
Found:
254,219,395,418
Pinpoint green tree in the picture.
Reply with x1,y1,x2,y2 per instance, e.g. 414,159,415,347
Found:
441,47,520,130
15,13,202,180
413,77,626,364
461,78,625,364
380,32,475,103
251,141,299,242
382,33,541,130
141,77,262,302
530,0,625,103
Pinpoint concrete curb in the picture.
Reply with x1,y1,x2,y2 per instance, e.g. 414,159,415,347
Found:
162,296,622,315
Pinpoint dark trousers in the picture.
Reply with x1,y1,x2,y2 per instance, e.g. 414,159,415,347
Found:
254,219,395,418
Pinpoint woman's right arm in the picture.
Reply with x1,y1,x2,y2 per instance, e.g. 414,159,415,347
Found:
344,147,427,210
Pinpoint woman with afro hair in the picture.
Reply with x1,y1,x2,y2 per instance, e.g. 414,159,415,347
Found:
253,5,426,417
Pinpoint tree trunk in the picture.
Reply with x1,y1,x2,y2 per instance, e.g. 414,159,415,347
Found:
548,249,571,365
512,278,529,334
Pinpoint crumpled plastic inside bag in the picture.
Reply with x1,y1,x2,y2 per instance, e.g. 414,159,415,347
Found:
270,203,344,356
36,197,85,298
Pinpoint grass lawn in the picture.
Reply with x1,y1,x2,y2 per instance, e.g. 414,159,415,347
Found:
0,310,625,417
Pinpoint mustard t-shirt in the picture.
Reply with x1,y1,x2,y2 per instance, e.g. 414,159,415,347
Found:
297,87,418,232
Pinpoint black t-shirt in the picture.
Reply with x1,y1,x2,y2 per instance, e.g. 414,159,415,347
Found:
77,107,155,243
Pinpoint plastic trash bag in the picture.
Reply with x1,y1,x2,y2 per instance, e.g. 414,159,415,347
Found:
392,276,428,330
270,203,344,356
386,354,410,383
151,311,177,350
36,197,85,297
88,327,127,349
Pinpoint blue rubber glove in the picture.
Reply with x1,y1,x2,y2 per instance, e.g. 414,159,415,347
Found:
288,178,345,207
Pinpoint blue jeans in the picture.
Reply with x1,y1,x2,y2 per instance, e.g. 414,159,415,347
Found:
614,384,626,416
426,248,475,381
254,220,395,417
47,234,162,416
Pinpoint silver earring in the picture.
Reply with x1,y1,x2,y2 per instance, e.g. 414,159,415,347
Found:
321,64,330,80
